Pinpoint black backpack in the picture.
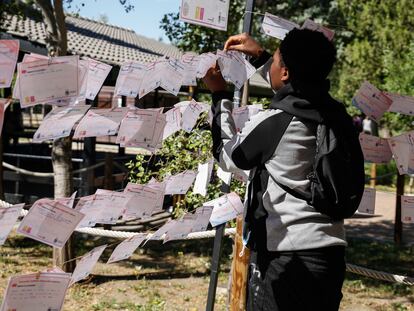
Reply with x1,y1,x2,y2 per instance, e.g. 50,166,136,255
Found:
273,109,365,220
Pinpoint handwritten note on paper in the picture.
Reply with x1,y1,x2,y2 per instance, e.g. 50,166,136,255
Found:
179,0,230,31
181,100,206,132
33,105,90,142
196,52,218,78
143,220,177,245
386,92,414,116
123,183,163,219
163,107,182,140
0,271,71,311
115,61,146,97
117,109,159,146
164,170,197,195
160,59,185,96
0,203,24,246
181,53,199,86
302,19,335,41
0,40,19,88
107,233,147,264
217,50,256,89
17,199,84,248
402,195,414,223
261,13,299,40
359,133,392,163
352,81,392,122
73,107,128,138
164,215,195,243
84,58,112,100
70,245,107,285
388,132,414,175
206,192,244,227
357,188,376,214
193,159,214,196
18,55,79,106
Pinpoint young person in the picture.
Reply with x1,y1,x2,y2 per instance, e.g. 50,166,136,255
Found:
203,29,354,310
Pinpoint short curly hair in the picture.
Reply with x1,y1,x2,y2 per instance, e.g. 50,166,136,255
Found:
279,28,336,84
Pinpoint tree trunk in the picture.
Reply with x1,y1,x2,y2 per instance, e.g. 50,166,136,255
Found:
35,0,74,272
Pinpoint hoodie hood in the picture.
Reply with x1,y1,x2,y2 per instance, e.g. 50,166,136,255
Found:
270,81,338,123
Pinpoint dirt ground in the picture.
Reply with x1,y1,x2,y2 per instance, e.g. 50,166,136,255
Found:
1,190,414,310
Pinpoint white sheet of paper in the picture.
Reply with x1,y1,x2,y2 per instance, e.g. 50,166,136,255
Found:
74,195,99,228
232,106,250,133
143,220,177,245
386,92,414,116
388,132,413,175
17,199,84,248
123,182,163,219
70,245,107,285
357,188,376,214
0,40,19,88
139,61,162,98
217,50,256,89
0,272,71,311
115,61,146,97
55,192,77,209
164,170,197,195
181,99,206,132
192,205,213,232
73,107,128,138
181,53,199,86
107,233,147,264
217,167,232,184
402,195,414,223
261,13,299,40
76,59,89,101
359,133,392,163
117,109,159,146
33,105,90,142
206,192,244,227
179,0,230,31
94,189,129,223
193,159,214,196
18,55,79,106
13,53,49,101
84,58,112,100
163,107,182,140
147,179,166,213
0,203,24,245
196,52,218,78
164,215,195,242
302,19,335,41
352,81,392,122
160,58,185,96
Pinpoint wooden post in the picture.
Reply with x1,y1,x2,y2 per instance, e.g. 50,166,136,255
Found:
104,153,114,190
230,217,250,311
370,163,377,188
394,173,405,245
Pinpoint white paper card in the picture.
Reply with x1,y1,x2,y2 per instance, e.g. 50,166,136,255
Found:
206,192,244,227
0,203,24,245
352,81,392,122
0,40,19,88
164,170,197,195
115,61,146,97
196,52,218,78
163,107,182,140
388,132,414,175
386,92,414,116
179,0,230,31
261,13,299,40
357,188,376,214
70,245,107,285
123,183,163,219
107,233,147,264
402,195,414,223
0,272,71,311
359,133,392,163
33,105,90,142
19,55,79,106
17,199,84,248
84,58,112,100
73,107,128,138
217,167,232,185
217,50,256,89
181,99,206,132
193,159,214,196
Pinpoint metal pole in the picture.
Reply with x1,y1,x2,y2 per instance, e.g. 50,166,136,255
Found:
205,182,230,311
395,173,405,245
206,1,256,310
82,98,97,195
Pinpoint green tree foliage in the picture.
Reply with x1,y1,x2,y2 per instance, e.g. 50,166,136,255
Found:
335,0,414,134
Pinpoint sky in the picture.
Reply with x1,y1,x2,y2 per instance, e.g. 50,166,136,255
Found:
65,0,182,42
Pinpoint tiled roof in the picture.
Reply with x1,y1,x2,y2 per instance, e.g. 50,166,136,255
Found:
2,14,182,65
